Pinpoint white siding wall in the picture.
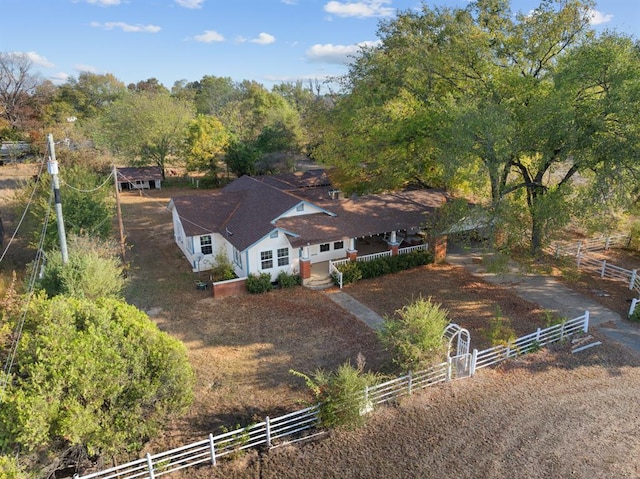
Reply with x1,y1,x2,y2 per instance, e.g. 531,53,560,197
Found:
308,238,349,263
277,202,330,219
247,231,296,281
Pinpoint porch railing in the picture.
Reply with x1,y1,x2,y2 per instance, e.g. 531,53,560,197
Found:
329,243,429,289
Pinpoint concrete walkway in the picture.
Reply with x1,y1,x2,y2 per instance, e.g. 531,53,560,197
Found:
322,244,640,356
446,244,640,355
325,290,386,331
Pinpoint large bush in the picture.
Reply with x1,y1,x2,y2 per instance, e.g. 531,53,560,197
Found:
291,355,381,429
0,293,195,460
379,296,449,371
36,235,126,300
245,272,273,294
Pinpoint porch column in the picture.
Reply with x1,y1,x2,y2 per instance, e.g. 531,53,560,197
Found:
433,235,447,263
300,246,311,280
388,230,400,256
346,238,357,261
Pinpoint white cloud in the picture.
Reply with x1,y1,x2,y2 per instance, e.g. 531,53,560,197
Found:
250,33,276,45
281,0,298,4
84,0,122,6
306,41,379,64
90,21,161,33
74,64,99,74
23,51,54,68
589,9,613,26
175,0,204,9
49,72,70,85
194,30,225,43
324,0,394,18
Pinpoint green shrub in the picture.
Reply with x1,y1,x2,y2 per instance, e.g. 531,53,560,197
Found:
0,455,23,478
277,271,301,289
335,250,432,286
482,306,517,346
629,305,640,322
378,296,449,371
36,235,126,300
335,262,362,286
290,355,381,429
210,248,236,282
246,272,273,294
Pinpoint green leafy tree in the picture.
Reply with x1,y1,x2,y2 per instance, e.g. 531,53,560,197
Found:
379,296,449,371
0,294,195,461
37,235,126,300
55,72,127,121
17,162,114,252
93,91,195,176
317,0,640,254
183,114,230,175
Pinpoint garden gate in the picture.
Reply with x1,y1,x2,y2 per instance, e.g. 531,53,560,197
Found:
443,323,472,379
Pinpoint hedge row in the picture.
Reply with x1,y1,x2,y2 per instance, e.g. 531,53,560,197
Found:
333,250,434,286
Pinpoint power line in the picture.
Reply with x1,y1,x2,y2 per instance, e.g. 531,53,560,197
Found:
0,188,52,402
0,160,46,266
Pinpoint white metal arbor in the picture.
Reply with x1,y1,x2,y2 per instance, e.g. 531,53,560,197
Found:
442,323,472,378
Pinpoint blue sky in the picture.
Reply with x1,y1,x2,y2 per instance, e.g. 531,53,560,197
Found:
2,0,639,90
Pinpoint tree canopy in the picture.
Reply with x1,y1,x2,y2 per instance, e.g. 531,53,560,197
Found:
312,0,640,253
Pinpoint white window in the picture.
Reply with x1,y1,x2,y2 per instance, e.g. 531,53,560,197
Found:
296,203,304,212
320,243,330,252
200,235,212,255
277,248,289,266
261,250,273,269
233,247,242,268
270,230,278,238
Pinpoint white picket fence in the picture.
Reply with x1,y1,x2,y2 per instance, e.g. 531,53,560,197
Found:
550,234,640,315
329,243,429,289
74,312,589,479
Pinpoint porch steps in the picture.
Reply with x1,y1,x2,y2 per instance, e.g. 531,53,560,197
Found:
304,275,335,290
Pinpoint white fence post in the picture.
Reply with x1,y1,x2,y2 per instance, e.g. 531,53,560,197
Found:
601,260,607,278
146,453,156,479
605,236,611,250
209,433,217,465
583,311,590,332
470,349,478,376
407,370,413,394
265,416,272,447
576,241,582,257
446,357,452,381
629,298,639,318
630,269,637,290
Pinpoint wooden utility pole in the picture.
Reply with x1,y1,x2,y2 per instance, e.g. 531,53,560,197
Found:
112,165,126,262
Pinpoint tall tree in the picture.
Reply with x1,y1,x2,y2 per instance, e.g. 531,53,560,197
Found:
0,52,42,133
317,0,640,253
56,72,127,120
183,114,230,174
94,91,195,176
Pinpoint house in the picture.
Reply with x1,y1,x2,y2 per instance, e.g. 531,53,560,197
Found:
117,166,163,191
168,170,447,282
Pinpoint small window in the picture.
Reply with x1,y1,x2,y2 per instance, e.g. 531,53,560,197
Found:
270,230,278,239
277,248,289,266
233,247,242,268
261,250,273,269
334,241,344,250
296,203,304,212
200,235,212,255
320,243,330,252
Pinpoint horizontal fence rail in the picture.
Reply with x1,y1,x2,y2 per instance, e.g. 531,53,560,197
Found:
75,312,589,479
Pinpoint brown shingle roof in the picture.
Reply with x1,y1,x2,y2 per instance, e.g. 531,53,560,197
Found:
117,166,163,182
276,190,447,248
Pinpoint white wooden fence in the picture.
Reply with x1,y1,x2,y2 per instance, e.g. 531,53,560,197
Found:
74,312,589,479
329,243,429,289
550,234,640,315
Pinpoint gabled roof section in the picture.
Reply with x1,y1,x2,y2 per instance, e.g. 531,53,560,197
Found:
117,166,162,182
276,189,447,248
173,175,332,251
256,169,331,191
